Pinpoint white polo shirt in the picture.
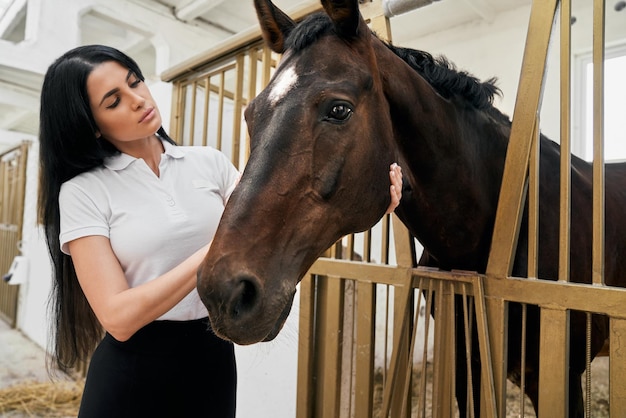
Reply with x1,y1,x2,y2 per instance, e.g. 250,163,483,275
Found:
59,139,239,320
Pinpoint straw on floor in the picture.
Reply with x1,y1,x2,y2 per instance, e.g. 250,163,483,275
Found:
0,379,83,417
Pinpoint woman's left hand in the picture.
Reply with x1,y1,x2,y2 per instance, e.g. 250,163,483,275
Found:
385,163,403,214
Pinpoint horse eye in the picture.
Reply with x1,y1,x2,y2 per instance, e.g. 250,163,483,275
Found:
326,103,353,123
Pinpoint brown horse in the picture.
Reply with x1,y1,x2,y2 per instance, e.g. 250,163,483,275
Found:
197,0,626,416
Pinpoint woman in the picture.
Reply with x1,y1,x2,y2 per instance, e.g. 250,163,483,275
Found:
38,45,402,417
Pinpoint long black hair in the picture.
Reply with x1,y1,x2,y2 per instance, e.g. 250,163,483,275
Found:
38,45,175,372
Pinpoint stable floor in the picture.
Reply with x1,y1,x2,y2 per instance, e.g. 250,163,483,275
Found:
0,320,55,389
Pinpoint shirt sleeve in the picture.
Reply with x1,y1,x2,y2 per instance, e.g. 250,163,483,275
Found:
215,150,241,203
59,181,110,255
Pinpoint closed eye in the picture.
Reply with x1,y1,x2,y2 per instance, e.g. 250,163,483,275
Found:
106,97,120,109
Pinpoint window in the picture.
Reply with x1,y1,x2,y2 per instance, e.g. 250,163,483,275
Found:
574,45,626,161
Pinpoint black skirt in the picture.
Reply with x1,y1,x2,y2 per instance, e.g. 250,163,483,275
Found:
78,317,237,418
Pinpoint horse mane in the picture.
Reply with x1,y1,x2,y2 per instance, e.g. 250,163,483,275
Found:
286,13,511,123
385,44,497,108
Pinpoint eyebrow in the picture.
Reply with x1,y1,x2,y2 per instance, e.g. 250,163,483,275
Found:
98,69,134,106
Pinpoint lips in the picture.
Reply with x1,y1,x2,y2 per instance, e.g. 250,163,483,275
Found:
139,107,155,123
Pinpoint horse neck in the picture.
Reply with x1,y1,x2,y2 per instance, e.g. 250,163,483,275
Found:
374,43,509,269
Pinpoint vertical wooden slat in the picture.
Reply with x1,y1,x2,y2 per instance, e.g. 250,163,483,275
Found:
528,116,540,278
202,76,211,147
473,278,498,418
317,275,344,418
431,280,453,418
390,214,414,417
417,282,434,418
485,2,558,415
487,0,559,278
559,0,572,285
231,54,245,167
609,318,626,413
591,0,605,286
297,275,317,418
519,304,527,417
379,270,413,417
354,281,376,418
245,47,259,162
188,80,198,144
169,81,184,142
261,46,273,87
216,72,225,151
538,308,570,417
461,285,476,417
0,143,28,326
400,278,425,417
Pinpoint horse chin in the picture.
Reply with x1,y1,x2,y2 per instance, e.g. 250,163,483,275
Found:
262,293,295,342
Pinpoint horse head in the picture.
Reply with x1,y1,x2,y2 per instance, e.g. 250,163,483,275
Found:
197,0,397,344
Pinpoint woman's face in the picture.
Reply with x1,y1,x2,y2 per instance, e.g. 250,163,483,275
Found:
86,61,162,147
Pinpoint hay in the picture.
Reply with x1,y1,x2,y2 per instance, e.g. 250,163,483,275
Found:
0,379,83,417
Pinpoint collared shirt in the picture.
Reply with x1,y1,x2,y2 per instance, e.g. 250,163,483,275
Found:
59,139,239,320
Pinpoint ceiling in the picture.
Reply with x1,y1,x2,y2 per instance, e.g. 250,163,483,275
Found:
0,0,563,142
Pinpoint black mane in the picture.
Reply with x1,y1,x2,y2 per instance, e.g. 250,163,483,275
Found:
386,44,500,109
286,13,509,122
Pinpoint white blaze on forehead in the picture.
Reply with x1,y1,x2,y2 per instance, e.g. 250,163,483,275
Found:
268,65,298,106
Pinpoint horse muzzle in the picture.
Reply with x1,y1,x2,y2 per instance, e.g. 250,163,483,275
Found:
197,268,295,345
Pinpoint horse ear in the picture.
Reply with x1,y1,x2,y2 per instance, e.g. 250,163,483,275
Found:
254,0,297,53
321,0,362,38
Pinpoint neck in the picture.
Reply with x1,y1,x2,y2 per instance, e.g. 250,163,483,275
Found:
116,135,164,176
375,42,509,269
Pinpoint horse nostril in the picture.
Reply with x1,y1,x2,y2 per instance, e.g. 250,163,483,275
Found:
231,276,259,318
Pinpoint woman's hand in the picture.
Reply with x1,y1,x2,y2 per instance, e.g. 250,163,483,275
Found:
385,163,403,214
